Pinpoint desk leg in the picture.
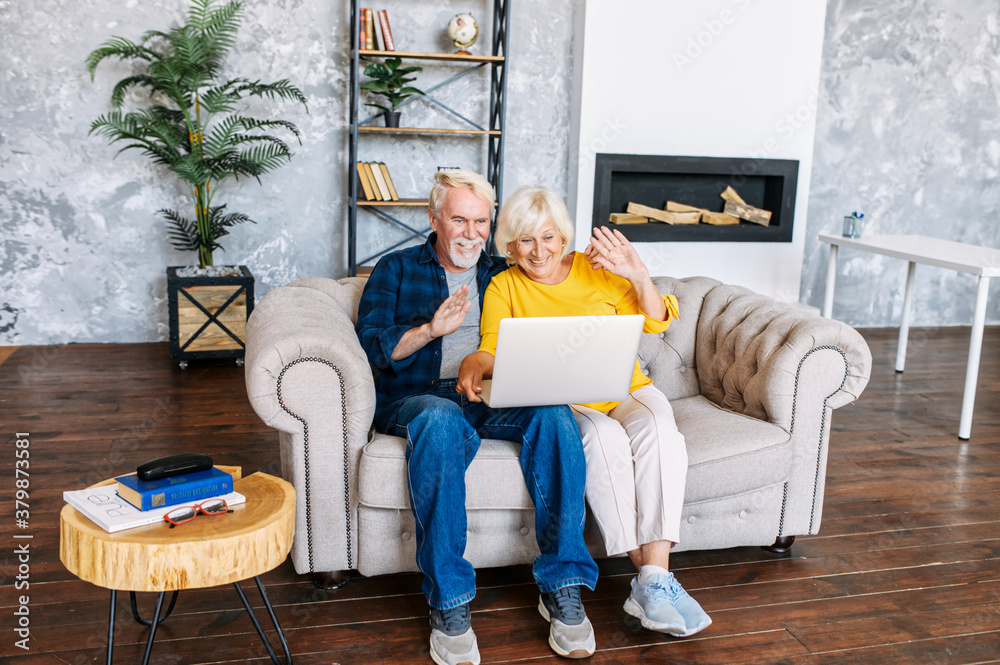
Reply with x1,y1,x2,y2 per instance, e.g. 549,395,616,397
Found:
896,261,917,372
959,275,990,440
234,576,293,665
823,244,839,318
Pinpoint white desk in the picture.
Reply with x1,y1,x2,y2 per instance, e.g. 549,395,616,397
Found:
820,233,1000,440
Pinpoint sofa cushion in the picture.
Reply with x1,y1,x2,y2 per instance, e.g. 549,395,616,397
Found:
358,433,534,511
358,394,791,512
672,395,791,503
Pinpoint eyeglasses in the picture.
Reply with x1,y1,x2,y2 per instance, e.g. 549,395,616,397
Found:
164,499,230,527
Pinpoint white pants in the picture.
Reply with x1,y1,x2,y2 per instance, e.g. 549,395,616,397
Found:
570,385,687,556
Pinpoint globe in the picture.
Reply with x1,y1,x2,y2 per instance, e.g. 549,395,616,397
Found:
447,13,478,54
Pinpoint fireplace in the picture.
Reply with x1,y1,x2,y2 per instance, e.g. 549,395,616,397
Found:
592,154,799,243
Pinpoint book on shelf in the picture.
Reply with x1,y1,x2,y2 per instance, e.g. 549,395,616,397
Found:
378,10,395,51
378,162,399,199
372,9,386,51
368,162,392,200
362,162,383,200
364,8,375,52
359,9,368,49
115,466,234,511
63,486,246,533
357,161,376,200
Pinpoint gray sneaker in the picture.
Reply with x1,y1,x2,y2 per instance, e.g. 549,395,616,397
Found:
538,585,595,659
623,572,711,637
429,603,480,665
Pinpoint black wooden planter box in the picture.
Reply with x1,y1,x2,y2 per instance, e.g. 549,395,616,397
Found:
167,265,255,368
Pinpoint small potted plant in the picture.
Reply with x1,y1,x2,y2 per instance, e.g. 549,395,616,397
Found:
360,57,425,127
86,0,308,367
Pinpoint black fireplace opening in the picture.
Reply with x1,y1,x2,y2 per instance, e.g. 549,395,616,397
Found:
592,153,799,243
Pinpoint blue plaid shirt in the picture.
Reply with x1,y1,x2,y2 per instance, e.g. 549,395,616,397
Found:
356,233,507,426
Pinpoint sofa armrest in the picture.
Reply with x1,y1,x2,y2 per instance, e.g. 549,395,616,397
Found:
694,284,872,537
695,285,871,429
245,277,375,575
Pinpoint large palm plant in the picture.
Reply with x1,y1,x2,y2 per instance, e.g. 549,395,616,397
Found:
86,0,308,269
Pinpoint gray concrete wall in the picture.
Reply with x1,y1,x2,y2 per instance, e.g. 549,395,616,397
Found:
3,0,999,344
801,0,1000,327
0,0,575,344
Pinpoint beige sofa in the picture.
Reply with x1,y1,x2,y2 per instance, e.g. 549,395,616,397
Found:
244,275,871,582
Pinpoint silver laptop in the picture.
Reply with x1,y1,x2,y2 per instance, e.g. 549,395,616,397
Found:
480,315,645,408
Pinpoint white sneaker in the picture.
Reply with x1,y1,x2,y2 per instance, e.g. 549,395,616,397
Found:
429,603,480,665
538,585,595,659
623,572,711,637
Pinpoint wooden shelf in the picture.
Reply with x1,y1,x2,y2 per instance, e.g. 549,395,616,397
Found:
358,126,501,136
360,49,504,64
358,199,429,207
358,199,498,207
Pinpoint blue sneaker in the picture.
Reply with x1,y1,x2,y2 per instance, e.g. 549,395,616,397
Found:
429,603,480,665
538,585,595,658
623,572,711,637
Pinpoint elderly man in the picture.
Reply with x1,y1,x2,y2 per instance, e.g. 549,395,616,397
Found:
356,170,598,665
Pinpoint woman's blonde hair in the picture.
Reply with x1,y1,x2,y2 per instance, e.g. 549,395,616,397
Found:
495,185,575,265
428,169,496,216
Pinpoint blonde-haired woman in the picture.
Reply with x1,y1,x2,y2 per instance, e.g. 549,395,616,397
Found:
458,185,711,637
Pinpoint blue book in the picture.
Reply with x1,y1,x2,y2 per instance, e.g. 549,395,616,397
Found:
115,467,233,511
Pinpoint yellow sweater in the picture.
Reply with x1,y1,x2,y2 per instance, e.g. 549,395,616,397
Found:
480,252,679,412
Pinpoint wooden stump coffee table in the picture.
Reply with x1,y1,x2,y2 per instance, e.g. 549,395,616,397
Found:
60,471,295,665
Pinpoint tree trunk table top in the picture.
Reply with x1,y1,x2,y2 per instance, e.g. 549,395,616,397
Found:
60,472,295,592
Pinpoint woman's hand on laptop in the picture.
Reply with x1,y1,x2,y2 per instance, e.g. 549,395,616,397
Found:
457,351,494,402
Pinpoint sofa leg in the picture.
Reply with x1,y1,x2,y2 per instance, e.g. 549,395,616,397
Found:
311,570,352,590
763,536,795,555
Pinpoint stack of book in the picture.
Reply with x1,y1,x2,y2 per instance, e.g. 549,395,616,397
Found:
360,8,395,51
63,466,245,533
357,161,400,201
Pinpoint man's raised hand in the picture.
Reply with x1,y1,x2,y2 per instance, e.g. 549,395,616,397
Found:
428,284,472,339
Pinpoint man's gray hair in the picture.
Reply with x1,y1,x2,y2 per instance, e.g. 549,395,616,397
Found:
428,169,496,216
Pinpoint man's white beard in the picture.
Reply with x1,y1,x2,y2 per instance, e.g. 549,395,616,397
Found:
450,239,484,269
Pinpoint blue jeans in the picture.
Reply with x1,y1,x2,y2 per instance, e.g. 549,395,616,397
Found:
379,381,598,610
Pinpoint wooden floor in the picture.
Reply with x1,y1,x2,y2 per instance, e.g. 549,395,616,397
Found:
2,326,999,665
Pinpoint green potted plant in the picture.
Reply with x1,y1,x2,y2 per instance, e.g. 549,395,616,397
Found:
360,57,425,127
86,0,308,368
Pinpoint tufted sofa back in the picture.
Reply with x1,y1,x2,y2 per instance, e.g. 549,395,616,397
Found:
637,276,720,401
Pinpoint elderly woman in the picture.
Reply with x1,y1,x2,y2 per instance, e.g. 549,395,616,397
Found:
458,185,711,638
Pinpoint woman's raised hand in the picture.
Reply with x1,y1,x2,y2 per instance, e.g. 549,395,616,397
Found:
586,226,649,283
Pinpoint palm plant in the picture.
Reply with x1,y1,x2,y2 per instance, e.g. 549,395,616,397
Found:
86,0,308,269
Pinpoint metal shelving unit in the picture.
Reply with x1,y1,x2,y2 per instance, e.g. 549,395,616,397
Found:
347,0,510,275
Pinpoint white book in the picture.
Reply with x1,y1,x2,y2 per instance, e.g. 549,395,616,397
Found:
63,485,247,533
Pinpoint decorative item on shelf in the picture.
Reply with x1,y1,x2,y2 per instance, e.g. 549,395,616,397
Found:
85,0,307,368
356,162,400,201
361,57,424,127
361,8,396,51
842,211,865,238
377,10,395,51
447,13,479,54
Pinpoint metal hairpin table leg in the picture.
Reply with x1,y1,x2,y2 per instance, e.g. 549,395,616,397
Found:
233,576,293,665
130,590,179,625
107,590,167,665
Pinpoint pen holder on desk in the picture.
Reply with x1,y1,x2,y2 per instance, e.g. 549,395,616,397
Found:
842,215,863,238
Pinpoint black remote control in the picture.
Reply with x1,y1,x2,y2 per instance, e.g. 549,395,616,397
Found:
137,453,214,481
